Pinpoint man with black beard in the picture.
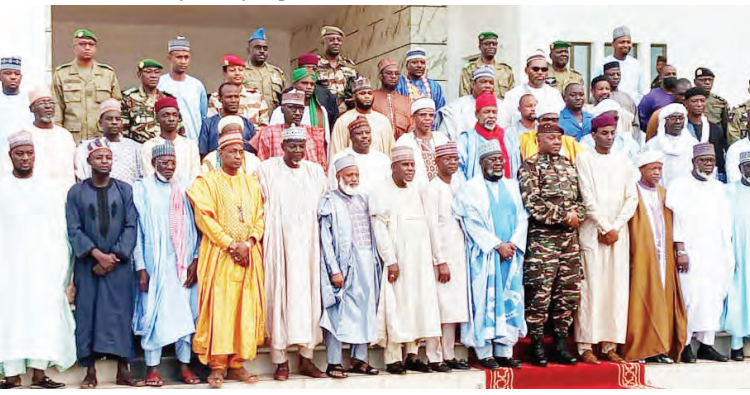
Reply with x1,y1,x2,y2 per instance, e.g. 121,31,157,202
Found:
330,76,394,157
639,65,678,132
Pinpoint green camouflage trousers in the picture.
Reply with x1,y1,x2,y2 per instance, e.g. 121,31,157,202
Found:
524,230,582,337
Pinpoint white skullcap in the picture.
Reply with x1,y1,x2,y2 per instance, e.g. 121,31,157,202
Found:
636,150,664,168
218,115,244,133
334,155,357,173
411,97,436,115
478,139,502,160
590,99,622,118
282,126,307,141
526,49,549,65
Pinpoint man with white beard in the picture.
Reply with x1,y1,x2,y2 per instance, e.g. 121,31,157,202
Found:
319,156,381,378
666,142,734,363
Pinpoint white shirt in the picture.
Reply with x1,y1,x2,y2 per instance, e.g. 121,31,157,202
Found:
500,83,565,129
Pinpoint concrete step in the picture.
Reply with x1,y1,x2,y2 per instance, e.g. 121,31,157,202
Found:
646,360,750,389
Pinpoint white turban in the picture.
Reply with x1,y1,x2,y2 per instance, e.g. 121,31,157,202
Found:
590,99,621,118
656,104,688,137
636,150,664,168
218,115,244,133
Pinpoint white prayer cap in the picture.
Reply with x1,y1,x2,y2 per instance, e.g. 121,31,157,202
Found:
526,49,549,65
282,126,307,141
218,115,244,133
535,100,563,118
478,139,502,160
391,146,414,164
740,151,750,166
334,155,357,173
590,99,621,118
472,65,495,81
411,97,436,115
7,129,33,151
636,150,664,168
613,26,631,41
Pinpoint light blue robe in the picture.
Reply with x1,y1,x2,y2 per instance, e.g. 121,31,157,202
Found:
157,74,208,143
454,176,528,350
723,181,750,348
395,76,446,110
132,176,199,353
457,128,521,181
319,190,381,344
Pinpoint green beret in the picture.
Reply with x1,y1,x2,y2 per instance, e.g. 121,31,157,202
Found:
550,40,571,50
478,32,498,42
74,28,97,42
138,59,163,70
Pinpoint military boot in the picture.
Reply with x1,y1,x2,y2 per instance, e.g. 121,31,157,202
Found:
549,331,577,365
529,334,548,367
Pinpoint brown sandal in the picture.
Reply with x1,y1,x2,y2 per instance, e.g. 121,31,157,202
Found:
181,369,201,385
207,369,224,389
274,362,289,381
226,367,259,384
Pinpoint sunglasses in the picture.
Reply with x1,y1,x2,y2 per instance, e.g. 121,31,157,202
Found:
531,67,549,72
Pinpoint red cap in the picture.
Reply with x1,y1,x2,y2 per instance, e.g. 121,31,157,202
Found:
475,93,497,111
154,97,179,115
297,53,319,67
221,54,246,68
592,113,617,131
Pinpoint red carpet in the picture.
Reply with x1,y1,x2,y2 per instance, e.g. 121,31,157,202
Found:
476,337,655,389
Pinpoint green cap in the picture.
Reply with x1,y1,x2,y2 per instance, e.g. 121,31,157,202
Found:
138,59,163,70
74,28,97,42
550,40,571,50
478,32,498,42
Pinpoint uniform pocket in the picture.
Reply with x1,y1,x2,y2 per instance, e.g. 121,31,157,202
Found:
95,82,112,103
62,83,82,102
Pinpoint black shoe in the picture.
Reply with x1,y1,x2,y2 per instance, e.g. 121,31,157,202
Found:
697,343,729,362
495,357,522,369
731,348,745,361
528,335,548,367
428,362,451,373
645,354,674,364
681,345,696,363
477,357,500,370
445,358,470,370
549,332,577,365
30,376,66,389
404,356,432,373
386,361,406,375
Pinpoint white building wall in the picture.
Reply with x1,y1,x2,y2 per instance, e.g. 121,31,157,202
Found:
0,4,50,89
449,5,750,106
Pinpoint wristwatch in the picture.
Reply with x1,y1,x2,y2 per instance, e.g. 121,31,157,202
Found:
676,250,688,257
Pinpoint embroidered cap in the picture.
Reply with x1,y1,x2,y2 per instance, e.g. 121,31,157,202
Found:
335,155,358,173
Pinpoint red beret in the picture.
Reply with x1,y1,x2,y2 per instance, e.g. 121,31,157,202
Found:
475,93,497,111
154,97,179,115
297,53,319,68
591,113,617,131
222,54,245,68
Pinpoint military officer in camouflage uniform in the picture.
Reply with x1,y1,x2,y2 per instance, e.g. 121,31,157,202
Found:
52,28,122,144
547,41,583,95
121,59,173,144
459,32,514,99
243,28,284,111
518,122,586,368
694,67,729,137
728,81,750,146
316,25,358,112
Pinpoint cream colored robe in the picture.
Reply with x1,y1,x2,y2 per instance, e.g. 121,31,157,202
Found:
370,180,443,344
256,157,328,351
575,149,638,345
329,109,395,158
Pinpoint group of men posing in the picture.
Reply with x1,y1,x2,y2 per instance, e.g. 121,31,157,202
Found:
1,22,750,390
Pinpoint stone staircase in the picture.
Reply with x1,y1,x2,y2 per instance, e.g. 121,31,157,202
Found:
9,334,750,389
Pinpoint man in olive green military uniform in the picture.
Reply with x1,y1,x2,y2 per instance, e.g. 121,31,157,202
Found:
694,67,729,138
243,28,284,111
547,41,583,95
459,32,514,99
52,28,122,144
121,59,173,144
728,80,750,146
316,26,358,113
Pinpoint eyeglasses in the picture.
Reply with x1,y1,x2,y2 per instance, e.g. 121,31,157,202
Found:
531,67,549,72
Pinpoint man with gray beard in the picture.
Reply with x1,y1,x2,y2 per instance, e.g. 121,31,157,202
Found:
319,155,381,378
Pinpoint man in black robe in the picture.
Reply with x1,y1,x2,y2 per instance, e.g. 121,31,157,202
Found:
66,137,142,389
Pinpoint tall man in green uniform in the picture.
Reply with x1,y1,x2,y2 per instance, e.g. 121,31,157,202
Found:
518,123,586,367
121,59,173,144
728,80,750,146
694,67,728,137
52,28,122,144
243,28,284,111
316,26,358,114
547,41,583,95
459,32,514,99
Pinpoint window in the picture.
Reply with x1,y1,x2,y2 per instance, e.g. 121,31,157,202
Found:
604,43,638,59
569,42,591,91
650,44,667,81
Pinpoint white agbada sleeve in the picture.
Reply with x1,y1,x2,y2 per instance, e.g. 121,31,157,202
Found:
371,189,398,267
665,182,685,243
611,163,639,231
421,183,446,266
